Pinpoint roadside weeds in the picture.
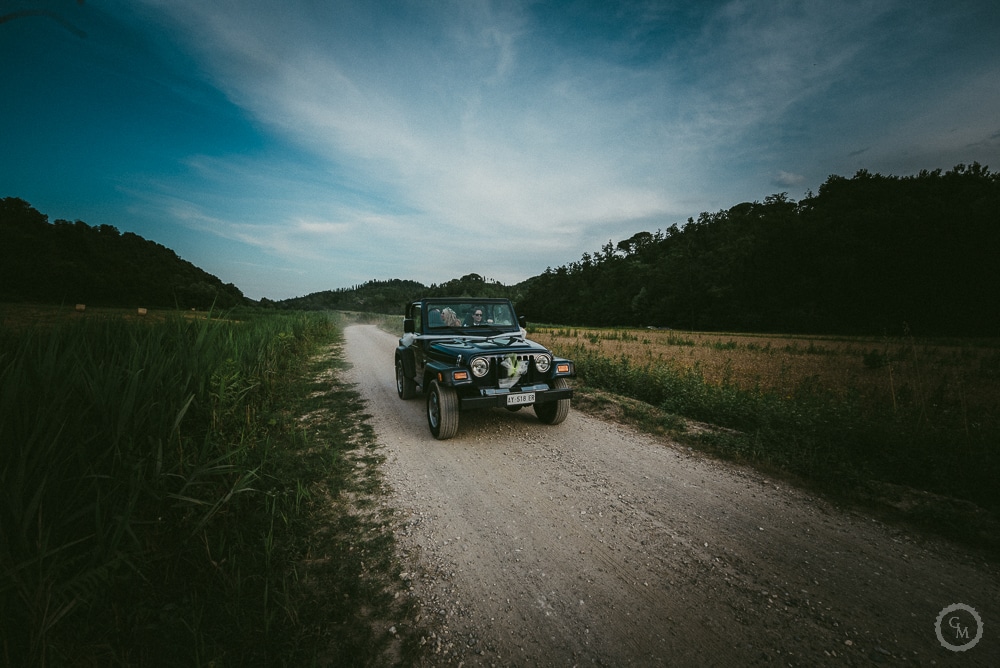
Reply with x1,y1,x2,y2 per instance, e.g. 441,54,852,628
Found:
283,335,431,666
570,384,1000,561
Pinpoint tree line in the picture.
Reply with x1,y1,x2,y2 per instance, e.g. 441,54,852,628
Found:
517,164,1000,336
271,273,520,313
0,197,248,309
6,162,997,336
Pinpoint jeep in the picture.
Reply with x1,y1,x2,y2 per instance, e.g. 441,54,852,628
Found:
394,298,575,439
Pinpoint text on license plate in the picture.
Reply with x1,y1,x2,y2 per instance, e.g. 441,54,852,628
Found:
506,392,535,406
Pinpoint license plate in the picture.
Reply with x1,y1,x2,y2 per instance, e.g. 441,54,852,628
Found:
506,392,535,406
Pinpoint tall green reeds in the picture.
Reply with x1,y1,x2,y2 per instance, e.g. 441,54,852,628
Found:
0,310,333,666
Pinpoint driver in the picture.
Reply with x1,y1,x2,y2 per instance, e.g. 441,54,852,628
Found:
465,306,494,326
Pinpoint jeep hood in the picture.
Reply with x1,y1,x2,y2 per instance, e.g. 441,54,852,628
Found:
428,335,548,358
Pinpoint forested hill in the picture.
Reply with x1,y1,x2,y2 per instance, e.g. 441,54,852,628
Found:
270,273,519,313
517,164,1000,337
0,198,248,309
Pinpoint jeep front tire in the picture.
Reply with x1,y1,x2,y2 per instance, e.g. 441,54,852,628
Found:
534,377,570,425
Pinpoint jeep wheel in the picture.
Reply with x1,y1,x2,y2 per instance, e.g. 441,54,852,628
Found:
427,380,459,439
396,356,417,399
534,378,570,425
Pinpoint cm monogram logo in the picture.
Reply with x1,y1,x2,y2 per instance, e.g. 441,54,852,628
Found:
935,603,983,652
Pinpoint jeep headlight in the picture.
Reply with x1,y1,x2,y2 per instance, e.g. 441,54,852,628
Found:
471,357,490,378
534,354,551,373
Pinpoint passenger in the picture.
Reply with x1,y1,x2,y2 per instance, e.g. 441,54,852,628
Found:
441,308,461,327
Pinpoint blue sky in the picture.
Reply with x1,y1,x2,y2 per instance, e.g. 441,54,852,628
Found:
3,0,999,300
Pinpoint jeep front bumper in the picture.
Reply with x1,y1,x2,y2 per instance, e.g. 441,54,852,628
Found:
457,383,574,410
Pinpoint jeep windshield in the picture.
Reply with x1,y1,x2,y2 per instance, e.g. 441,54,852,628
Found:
425,301,518,333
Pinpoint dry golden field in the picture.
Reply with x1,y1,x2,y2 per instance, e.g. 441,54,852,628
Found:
530,326,1000,427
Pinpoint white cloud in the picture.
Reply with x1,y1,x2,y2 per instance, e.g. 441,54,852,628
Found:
139,1,686,263
129,0,1000,298
773,171,805,188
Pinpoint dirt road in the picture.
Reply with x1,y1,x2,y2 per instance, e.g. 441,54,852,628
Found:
343,325,998,666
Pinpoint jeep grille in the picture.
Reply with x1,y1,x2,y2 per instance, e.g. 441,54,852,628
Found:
483,353,538,389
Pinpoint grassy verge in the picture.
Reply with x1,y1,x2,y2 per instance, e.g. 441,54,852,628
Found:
546,340,999,555
272,312,427,666
0,307,424,666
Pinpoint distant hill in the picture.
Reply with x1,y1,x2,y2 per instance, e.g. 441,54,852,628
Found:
0,198,248,309
270,273,524,313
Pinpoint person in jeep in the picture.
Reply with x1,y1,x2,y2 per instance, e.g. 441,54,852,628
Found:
394,298,575,439
465,306,487,326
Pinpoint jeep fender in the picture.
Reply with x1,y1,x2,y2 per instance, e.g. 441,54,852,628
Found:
424,360,468,387
395,346,416,379
549,356,576,378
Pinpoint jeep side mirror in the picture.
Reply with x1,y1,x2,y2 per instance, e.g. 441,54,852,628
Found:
518,315,527,329
403,318,415,334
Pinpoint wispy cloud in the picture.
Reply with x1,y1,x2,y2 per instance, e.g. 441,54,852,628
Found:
105,0,1000,297
138,1,694,279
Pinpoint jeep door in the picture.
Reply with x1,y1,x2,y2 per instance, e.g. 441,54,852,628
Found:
410,302,428,386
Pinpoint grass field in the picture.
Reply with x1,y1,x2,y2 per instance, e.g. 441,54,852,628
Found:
0,304,422,666
531,326,1000,430
524,325,1000,551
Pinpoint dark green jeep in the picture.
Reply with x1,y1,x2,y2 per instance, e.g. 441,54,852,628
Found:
394,298,575,439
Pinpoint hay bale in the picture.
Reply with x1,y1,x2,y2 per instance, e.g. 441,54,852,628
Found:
75,304,86,312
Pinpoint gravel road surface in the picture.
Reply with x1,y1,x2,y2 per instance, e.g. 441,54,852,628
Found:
343,324,998,666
